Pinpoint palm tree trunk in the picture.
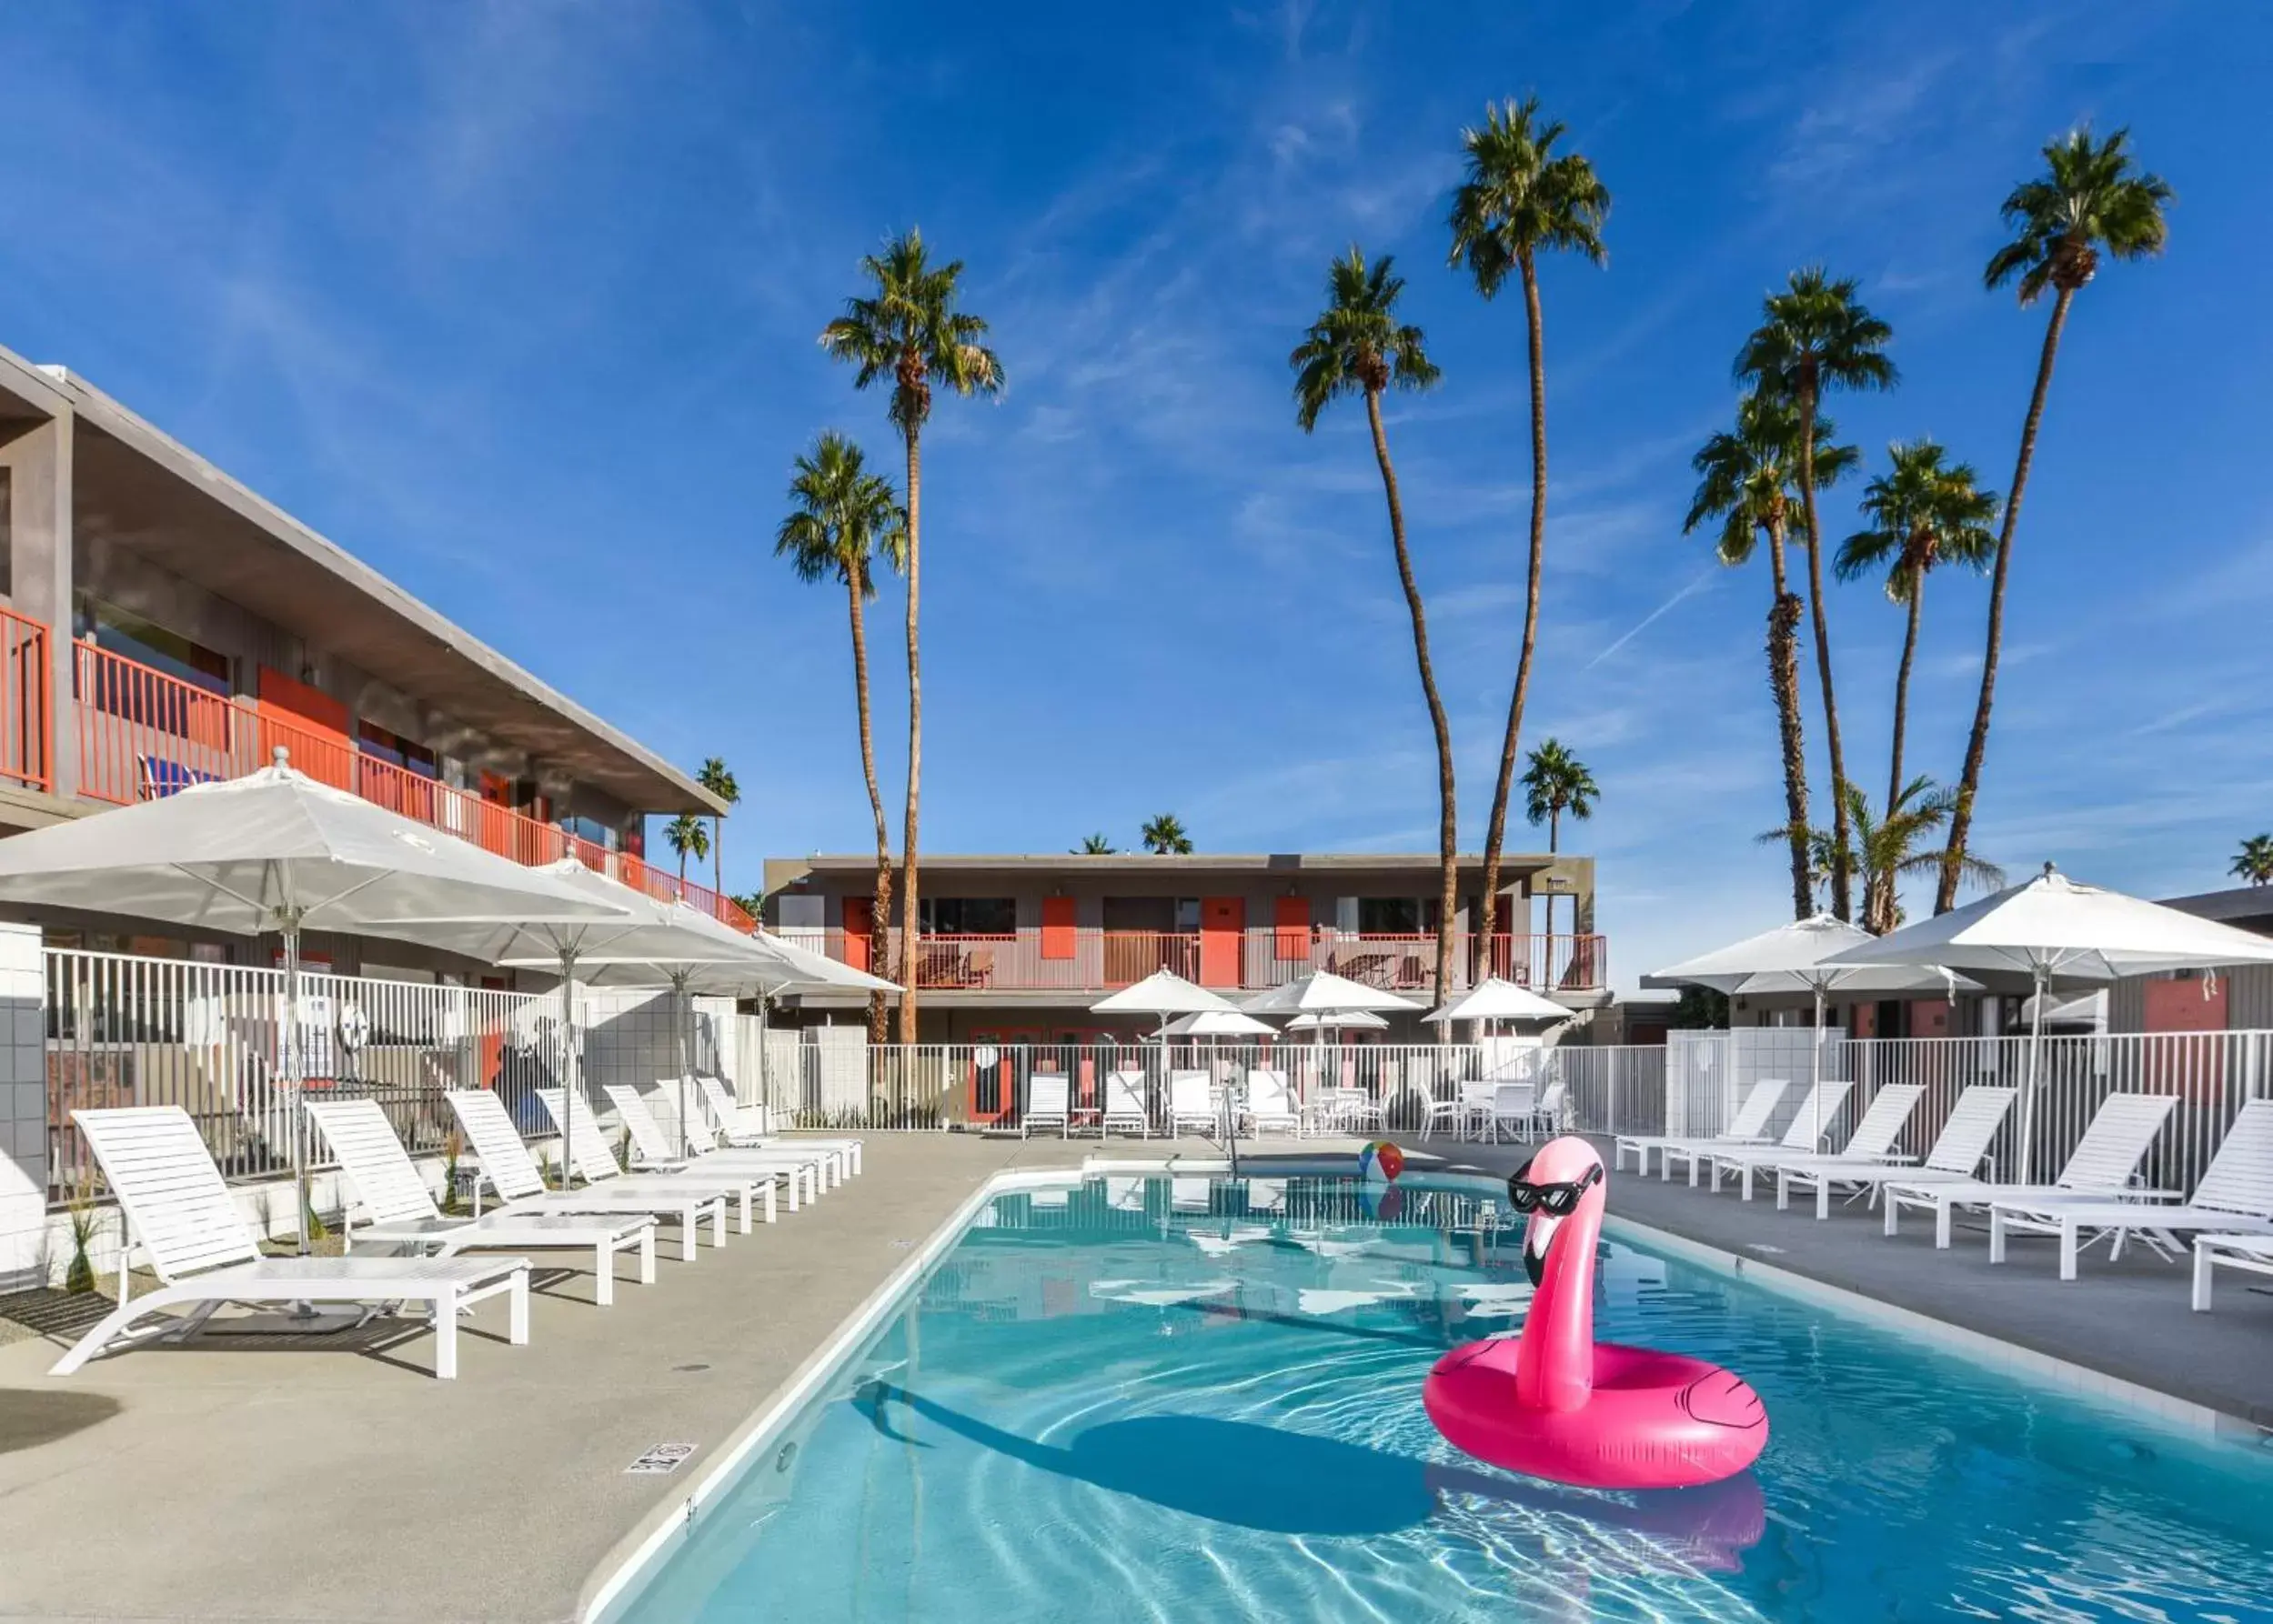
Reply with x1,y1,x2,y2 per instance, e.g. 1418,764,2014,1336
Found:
849,577,895,1045
1795,379,1854,921
1363,387,1459,1005
1767,516,1814,921
1938,286,2074,912
898,419,923,1043
1478,252,1551,983
1546,804,1561,941
1886,561,1924,817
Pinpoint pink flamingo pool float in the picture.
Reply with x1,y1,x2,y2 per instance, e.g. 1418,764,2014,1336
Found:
1423,1137,1768,1489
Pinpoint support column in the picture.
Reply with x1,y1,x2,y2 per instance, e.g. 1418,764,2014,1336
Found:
1,413,75,799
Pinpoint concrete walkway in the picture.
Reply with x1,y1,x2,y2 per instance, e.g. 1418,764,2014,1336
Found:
1393,1132,2273,1431
0,1134,1219,1624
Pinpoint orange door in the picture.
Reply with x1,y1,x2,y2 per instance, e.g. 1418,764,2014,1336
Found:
1199,897,1243,987
842,897,874,973
256,667,354,787
966,1028,1021,1124
1273,896,1310,961
1040,896,1076,960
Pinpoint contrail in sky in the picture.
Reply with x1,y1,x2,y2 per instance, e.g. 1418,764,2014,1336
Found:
1584,567,1716,670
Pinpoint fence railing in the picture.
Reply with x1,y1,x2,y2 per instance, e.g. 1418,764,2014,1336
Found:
0,606,51,793
68,640,753,934
804,927,1606,995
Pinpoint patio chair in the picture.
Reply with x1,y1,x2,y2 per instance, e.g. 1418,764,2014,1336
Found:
52,1107,529,1380
1486,1082,1537,1145
1614,1078,1789,1177
1423,1079,1494,1140
1667,1079,1847,1190
307,1098,655,1307
1023,1073,1071,1138
1531,1078,1571,1138
1320,1085,1384,1136
1988,1099,2273,1281
1881,1091,2178,1249
136,756,222,801
603,1085,818,1208
2192,1231,2273,1311
1244,1069,1302,1136
445,1089,727,1262
1706,1084,1921,1202
1101,1069,1151,1138
1775,1086,2015,1219
1167,1071,1218,1138
694,1076,863,1176
538,1088,772,1233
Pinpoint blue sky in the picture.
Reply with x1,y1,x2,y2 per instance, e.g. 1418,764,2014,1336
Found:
4,3,2268,987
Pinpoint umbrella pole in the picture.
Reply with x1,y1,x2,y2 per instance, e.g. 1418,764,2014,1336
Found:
673,973,695,1159
1812,983,1825,1150
2020,963,2047,1185
282,915,309,1258
556,950,580,1189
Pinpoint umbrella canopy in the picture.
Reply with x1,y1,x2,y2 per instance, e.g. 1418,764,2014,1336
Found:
1286,1009,1389,1033
1091,970,1238,1018
1162,1008,1279,1038
0,759,633,1255
1648,915,1978,998
1422,977,1570,1025
1240,971,1421,1017
1823,865,2273,1182
0,760,629,939
1821,866,2273,985
742,929,901,997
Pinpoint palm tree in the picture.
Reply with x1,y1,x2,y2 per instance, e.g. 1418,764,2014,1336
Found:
821,230,1004,1040
1447,96,1610,969
663,811,709,891
1762,777,2002,934
2231,836,2273,887
1835,442,1998,816
1939,127,2173,912
697,757,739,902
1140,814,1192,855
1291,246,1457,1002
777,430,909,1041
727,891,765,920
1519,739,1597,937
1735,268,1898,922
1074,834,1116,855
1686,392,1857,920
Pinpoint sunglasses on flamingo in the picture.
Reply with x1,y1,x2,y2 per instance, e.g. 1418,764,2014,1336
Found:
1506,1159,1602,1217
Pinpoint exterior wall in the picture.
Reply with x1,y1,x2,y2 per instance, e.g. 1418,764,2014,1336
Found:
2111,967,2266,1033
0,923,43,1288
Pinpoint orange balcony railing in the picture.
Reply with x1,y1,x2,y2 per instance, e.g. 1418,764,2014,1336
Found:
0,607,52,794
71,638,753,933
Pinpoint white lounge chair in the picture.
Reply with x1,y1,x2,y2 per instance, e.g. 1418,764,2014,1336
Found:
1882,1091,2178,1249
1989,1099,2273,1281
1244,1070,1302,1137
538,1088,771,1232
1101,1069,1150,1138
1614,1078,1790,1177
1167,1072,1217,1138
1674,1080,1851,1192
53,1107,529,1380
693,1076,864,1176
662,1086,842,1191
1707,1084,1919,1201
2192,1231,2273,1311
1775,1086,2017,1219
307,1098,656,1308
604,1086,819,1208
1487,1081,1537,1145
445,1089,727,1262
1023,1074,1071,1138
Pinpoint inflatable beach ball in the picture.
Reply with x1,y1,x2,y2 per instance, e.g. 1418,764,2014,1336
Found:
1357,1140,1404,1183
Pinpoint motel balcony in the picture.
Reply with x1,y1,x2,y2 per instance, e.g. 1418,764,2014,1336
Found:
809,925,1607,997
0,616,753,933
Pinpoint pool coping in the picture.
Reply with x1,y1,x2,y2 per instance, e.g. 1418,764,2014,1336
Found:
581,1157,2271,1619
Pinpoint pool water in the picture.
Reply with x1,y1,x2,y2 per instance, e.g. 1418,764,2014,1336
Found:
617,1174,2273,1622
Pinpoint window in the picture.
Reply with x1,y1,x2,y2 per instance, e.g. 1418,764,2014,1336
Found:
78,598,231,697
919,897,1016,935
1358,897,1438,935
559,812,611,848
357,720,439,778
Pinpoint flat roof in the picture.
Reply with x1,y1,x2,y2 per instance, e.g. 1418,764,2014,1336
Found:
769,851,1575,889
31,355,722,816
2158,886,2273,933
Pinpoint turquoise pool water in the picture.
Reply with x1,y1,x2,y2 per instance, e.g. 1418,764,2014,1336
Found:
618,1174,2273,1621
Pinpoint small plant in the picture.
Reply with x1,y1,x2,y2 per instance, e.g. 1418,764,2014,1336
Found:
304,1198,329,1242
439,1130,466,1216
63,1175,101,1295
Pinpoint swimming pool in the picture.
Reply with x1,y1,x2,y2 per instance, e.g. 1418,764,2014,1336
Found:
611,1172,2273,1621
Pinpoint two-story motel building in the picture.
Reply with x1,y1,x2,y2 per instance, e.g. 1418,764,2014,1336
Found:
762,850,1607,1042
0,341,729,974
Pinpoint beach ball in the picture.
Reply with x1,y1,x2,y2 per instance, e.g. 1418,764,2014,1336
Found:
1357,1139,1404,1183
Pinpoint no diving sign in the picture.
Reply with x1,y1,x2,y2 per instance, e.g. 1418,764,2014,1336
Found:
625,1442,697,1476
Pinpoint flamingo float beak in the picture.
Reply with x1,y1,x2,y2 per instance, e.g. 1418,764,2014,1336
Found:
1524,1212,1560,1288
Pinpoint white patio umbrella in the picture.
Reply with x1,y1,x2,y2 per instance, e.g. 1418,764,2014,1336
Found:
1824,865,2273,1180
1162,1009,1278,1038
1422,977,1571,1032
1242,971,1422,1107
0,757,630,1252
1649,915,1983,1147
1091,969,1238,1042
1286,1009,1389,1033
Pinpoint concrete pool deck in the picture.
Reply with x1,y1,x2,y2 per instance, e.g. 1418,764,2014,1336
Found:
0,1133,1237,1624
1393,1132,2273,1434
